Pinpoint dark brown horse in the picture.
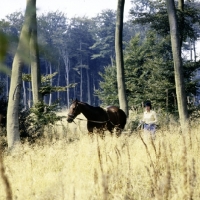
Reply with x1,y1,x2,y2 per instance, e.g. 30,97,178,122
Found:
67,99,127,136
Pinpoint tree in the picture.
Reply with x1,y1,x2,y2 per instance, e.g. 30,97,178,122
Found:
65,17,95,103
90,10,116,66
166,0,188,131
97,29,199,114
98,33,175,110
115,0,128,116
7,0,36,149
30,0,42,104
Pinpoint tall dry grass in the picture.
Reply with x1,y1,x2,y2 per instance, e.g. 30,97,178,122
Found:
0,116,200,199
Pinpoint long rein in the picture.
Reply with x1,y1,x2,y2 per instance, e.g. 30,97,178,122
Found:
67,115,109,124
67,114,123,130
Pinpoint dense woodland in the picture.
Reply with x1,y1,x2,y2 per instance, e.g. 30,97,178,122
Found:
0,9,135,108
0,0,200,147
2,1,200,199
0,0,200,111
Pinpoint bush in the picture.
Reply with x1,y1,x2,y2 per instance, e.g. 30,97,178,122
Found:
25,101,64,138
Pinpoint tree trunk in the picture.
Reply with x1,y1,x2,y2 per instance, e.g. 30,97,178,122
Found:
166,0,189,132
80,41,83,102
28,67,32,108
30,0,42,105
44,60,48,104
67,59,70,107
57,63,60,101
178,0,184,48
7,0,34,149
22,80,27,109
193,40,196,62
62,51,70,107
189,39,192,61
49,62,52,106
86,68,91,104
115,0,128,116
73,73,76,100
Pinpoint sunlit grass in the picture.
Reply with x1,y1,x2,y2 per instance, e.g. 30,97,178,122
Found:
0,117,200,199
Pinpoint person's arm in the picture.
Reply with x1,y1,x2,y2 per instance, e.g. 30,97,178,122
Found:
140,113,145,124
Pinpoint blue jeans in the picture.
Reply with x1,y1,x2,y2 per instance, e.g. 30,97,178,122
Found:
144,123,156,135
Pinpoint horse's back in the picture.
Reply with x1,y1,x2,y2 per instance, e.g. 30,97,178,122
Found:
106,106,127,129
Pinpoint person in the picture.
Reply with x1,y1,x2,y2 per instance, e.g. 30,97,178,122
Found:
141,101,157,140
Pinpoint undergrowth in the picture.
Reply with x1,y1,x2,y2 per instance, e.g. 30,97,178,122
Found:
0,121,200,200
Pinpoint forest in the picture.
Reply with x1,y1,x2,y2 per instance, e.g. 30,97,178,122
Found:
0,1,199,111
0,9,134,108
1,1,200,199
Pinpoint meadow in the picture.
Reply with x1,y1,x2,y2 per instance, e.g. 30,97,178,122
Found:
0,112,200,200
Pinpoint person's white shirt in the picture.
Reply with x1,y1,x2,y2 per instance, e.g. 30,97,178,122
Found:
142,110,157,125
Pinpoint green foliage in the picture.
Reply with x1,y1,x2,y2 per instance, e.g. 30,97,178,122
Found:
96,65,119,106
29,101,62,125
130,0,200,41
97,31,199,114
90,10,116,64
0,31,9,61
0,31,11,75
124,32,176,111
25,101,64,137
22,72,77,96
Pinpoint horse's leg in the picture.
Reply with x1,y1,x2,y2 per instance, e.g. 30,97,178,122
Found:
87,123,95,138
112,125,122,137
116,129,122,137
98,128,106,139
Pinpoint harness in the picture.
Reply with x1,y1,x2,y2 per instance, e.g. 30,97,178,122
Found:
67,114,123,131
67,101,123,130
67,114,109,124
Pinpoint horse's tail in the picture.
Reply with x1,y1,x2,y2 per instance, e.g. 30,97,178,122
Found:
118,109,127,129
106,106,127,129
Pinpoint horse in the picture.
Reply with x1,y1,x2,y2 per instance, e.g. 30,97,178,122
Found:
67,99,127,136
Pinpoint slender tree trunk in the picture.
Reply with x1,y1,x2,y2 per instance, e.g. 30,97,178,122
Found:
189,39,192,61
80,41,83,102
49,62,52,106
80,67,83,101
166,0,189,132
30,0,42,105
57,63,60,101
28,66,32,108
115,0,128,116
110,55,114,67
22,80,27,109
93,76,96,106
193,40,196,62
44,60,48,104
7,0,34,149
73,73,76,100
67,59,70,107
178,0,184,48
86,68,91,104
62,51,70,107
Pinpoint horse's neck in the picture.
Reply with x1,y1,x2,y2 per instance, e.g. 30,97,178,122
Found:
78,103,95,119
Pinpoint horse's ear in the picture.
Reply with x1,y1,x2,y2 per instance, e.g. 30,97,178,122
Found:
75,98,78,102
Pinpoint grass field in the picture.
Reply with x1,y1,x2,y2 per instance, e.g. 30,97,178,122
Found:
0,113,200,200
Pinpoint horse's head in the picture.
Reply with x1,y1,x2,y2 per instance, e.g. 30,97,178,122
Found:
67,99,81,123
